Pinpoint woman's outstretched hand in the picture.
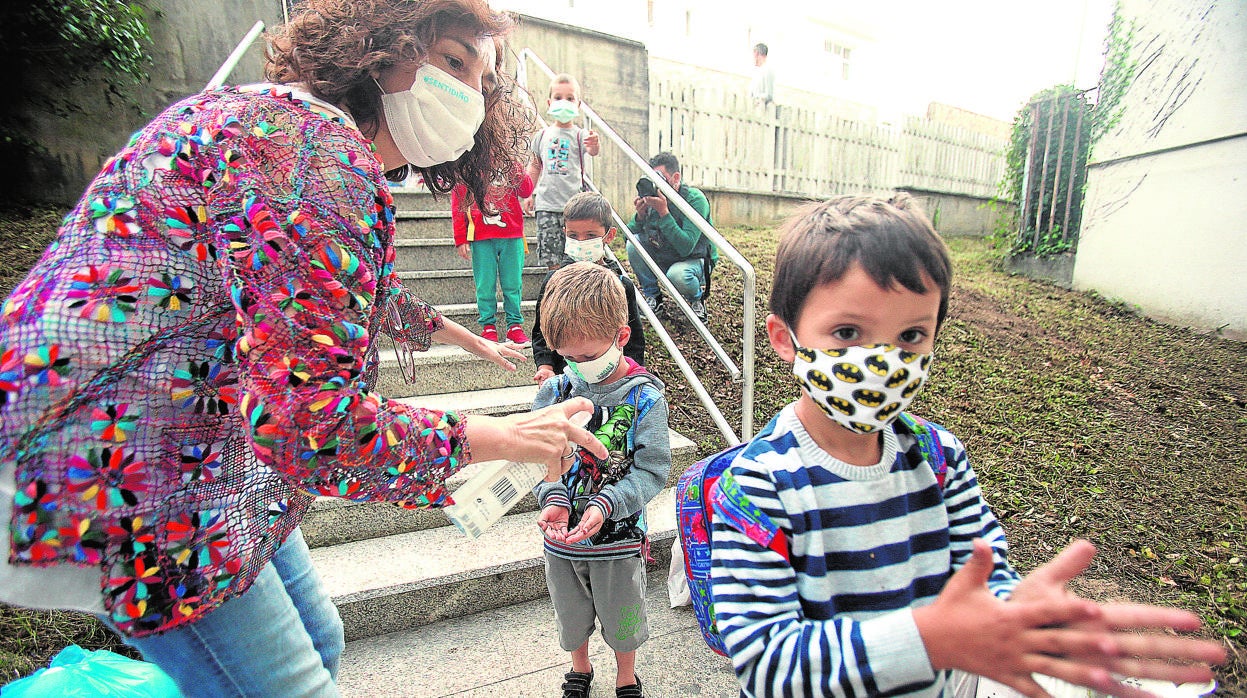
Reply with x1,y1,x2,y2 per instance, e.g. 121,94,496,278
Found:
432,318,527,371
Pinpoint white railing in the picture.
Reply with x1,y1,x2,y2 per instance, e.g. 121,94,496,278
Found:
650,70,1008,200
519,48,757,445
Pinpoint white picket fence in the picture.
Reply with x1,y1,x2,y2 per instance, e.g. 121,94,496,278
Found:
649,70,1007,200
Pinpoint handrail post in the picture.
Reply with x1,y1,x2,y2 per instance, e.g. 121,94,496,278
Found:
206,21,266,91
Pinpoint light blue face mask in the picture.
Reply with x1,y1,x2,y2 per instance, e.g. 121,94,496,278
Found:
547,99,579,123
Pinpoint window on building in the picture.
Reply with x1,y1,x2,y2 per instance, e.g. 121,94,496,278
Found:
647,0,654,27
685,9,692,36
823,40,852,81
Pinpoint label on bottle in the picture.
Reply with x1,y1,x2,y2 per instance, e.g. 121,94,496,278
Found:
444,410,594,538
444,459,547,539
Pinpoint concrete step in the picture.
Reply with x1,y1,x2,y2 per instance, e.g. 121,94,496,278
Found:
394,210,537,240
396,268,547,306
371,345,535,399
301,425,699,548
392,237,537,273
336,571,739,697
433,300,539,332
394,211,453,239
389,184,446,211
310,488,680,641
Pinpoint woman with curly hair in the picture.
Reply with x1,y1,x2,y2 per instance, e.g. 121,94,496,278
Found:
0,1,604,695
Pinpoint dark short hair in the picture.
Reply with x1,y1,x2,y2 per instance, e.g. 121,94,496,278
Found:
754,43,768,56
563,192,612,230
770,193,952,331
648,152,680,174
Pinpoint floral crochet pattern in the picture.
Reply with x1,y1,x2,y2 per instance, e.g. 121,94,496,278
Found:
2,85,468,637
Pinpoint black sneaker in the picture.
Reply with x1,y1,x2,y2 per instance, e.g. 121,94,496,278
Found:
642,294,664,314
616,676,644,698
561,669,593,698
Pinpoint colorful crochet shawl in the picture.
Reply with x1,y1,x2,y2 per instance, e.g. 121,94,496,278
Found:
1,85,470,637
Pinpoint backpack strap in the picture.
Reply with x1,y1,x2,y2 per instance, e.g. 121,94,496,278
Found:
897,412,947,489
709,470,789,560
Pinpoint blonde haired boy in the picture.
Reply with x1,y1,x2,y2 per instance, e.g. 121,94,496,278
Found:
532,262,670,698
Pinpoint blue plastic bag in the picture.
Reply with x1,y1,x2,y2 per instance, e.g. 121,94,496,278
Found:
1,644,180,697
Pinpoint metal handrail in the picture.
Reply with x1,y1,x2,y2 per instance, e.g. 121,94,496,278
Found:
206,21,266,90
517,48,757,443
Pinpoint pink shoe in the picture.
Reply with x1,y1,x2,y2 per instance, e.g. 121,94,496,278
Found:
481,324,498,342
506,325,530,345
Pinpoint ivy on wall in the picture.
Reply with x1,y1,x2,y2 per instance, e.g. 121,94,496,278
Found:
991,0,1136,258
0,0,153,199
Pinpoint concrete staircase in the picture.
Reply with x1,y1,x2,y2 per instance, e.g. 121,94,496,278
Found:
305,185,716,695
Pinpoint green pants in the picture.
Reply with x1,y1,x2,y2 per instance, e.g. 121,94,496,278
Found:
470,237,526,328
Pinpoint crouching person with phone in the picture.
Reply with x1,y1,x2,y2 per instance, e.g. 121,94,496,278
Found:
625,152,716,323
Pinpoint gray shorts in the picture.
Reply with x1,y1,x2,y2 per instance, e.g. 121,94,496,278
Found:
534,211,566,267
544,552,648,653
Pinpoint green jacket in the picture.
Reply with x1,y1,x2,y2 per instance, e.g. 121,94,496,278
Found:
627,183,717,270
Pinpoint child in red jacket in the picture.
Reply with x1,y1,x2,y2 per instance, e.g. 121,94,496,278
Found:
453,166,535,344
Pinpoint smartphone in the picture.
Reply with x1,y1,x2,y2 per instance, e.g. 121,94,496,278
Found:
636,177,658,199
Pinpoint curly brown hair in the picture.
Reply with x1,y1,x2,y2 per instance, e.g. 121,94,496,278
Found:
265,0,530,209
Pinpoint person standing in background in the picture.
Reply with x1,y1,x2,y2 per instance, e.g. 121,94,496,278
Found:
749,42,775,106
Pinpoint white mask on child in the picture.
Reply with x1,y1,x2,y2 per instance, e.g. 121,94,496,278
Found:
547,99,579,122
788,330,933,434
567,341,623,384
378,63,485,168
564,237,606,263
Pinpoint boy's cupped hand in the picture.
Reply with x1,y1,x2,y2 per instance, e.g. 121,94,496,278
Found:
562,506,604,544
914,539,1226,698
538,505,570,542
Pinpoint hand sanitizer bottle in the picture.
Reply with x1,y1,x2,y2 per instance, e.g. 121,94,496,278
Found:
445,410,593,538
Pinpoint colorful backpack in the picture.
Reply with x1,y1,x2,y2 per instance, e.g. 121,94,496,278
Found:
674,413,948,656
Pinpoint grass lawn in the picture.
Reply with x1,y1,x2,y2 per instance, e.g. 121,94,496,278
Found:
1,207,1244,691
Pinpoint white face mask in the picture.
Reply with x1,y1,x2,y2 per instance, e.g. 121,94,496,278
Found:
378,63,485,168
564,236,606,263
788,330,933,434
567,340,623,384
546,99,579,122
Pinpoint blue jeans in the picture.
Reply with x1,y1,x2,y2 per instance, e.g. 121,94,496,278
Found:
626,241,705,302
107,528,344,697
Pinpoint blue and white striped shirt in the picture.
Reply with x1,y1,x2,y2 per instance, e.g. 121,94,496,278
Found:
710,404,1019,697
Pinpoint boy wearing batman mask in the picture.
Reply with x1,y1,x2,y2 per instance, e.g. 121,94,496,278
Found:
708,195,1225,698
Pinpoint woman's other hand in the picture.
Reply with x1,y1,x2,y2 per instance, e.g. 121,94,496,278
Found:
465,398,605,478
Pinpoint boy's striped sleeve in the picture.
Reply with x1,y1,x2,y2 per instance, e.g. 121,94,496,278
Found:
933,427,1020,599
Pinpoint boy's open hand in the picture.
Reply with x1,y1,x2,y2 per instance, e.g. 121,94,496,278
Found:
538,505,570,542
455,243,470,260
1009,540,1226,691
563,506,604,544
915,540,1225,698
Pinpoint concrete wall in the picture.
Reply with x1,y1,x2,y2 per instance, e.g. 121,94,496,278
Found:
511,14,649,220
13,0,282,205
700,187,815,229
1072,0,1247,340
897,188,1010,238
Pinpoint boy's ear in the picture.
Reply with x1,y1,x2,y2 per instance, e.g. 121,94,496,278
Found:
604,227,617,244
616,324,631,348
766,314,797,362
